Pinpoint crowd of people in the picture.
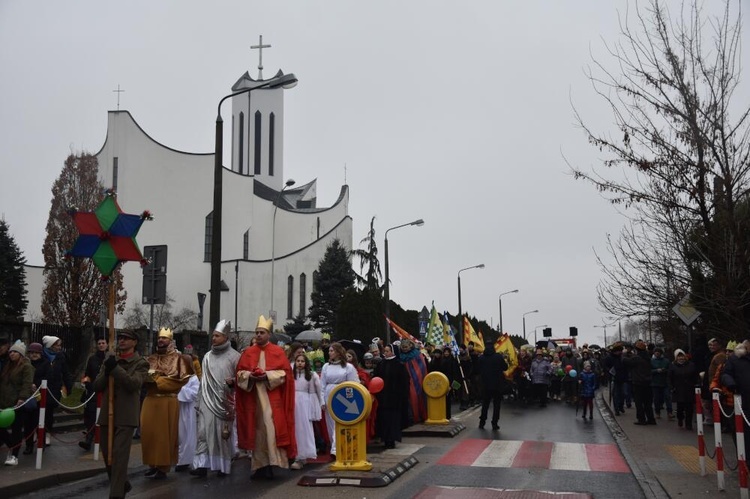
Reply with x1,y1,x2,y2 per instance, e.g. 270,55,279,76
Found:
3,323,749,499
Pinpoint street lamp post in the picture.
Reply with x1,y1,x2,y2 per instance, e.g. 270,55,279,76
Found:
270,178,296,319
209,73,298,330
498,289,519,333
457,264,485,342
522,309,539,341
593,324,608,347
383,219,424,344
534,324,548,345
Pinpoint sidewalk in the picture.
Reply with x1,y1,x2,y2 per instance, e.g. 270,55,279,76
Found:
598,386,741,498
0,432,146,497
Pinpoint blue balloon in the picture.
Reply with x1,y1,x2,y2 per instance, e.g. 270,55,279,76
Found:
569,369,578,378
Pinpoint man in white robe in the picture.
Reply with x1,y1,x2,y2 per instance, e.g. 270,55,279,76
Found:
190,320,241,477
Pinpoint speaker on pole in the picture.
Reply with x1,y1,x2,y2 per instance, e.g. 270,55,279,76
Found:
569,326,578,337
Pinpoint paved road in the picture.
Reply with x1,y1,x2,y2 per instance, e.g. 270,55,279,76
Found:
15,397,648,498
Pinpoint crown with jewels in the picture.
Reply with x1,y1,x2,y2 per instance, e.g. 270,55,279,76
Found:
158,328,173,340
256,315,273,332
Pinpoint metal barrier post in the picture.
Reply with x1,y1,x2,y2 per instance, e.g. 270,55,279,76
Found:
695,387,706,476
712,392,724,490
36,380,47,470
93,392,102,461
735,394,748,499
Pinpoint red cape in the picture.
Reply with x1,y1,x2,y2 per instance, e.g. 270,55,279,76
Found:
236,343,296,458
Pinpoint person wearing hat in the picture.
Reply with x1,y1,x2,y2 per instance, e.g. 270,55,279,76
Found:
92,329,148,498
190,320,240,478
141,328,193,480
0,341,33,466
79,337,108,451
236,315,296,480
22,342,49,454
41,335,73,446
669,348,700,430
622,340,657,425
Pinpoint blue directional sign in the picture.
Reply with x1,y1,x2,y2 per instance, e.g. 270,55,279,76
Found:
328,381,371,425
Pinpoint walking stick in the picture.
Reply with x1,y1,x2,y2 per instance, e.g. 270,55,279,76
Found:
107,282,115,464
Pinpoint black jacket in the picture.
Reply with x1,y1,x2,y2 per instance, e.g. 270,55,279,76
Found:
622,349,652,385
476,350,509,392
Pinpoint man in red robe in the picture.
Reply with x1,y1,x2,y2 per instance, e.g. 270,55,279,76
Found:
236,315,296,479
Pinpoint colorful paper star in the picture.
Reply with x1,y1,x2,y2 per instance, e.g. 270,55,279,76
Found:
67,192,150,277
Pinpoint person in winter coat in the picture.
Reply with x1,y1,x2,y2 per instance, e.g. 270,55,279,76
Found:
560,349,579,405
529,350,553,407
622,340,656,425
476,343,509,430
650,347,673,420
0,341,34,466
669,349,700,430
41,335,73,446
578,361,599,420
604,345,628,415
721,341,750,454
23,342,50,454
79,337,108,451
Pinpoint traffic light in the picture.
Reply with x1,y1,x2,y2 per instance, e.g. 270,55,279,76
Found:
569,326,578,337
543,327,552,337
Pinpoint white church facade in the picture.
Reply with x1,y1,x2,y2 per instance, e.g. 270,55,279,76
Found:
24,60,352,332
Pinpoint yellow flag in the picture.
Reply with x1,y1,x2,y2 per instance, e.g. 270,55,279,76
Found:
494,333,517,379
463,316,485,352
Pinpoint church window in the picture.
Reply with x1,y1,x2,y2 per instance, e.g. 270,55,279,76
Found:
254,111,262,175
204,212,213,262
269,113,275,176
299,273,306,318
112,157,119,191
243,230,249,260
287,275,294,319
238,112,244,174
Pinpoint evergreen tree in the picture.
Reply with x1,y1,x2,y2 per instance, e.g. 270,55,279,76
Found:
337,288,383,342
351,216,382,293
41,153,126,327
308,239,355,334
0,219,28,320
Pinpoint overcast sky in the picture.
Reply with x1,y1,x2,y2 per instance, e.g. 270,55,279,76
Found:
1,1,745,347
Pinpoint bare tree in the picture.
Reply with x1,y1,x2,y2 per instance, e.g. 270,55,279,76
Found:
573,0,750,342
42,154,126,327
122,292,197,332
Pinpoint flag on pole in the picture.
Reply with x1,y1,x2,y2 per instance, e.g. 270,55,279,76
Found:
442,312,461,357
426,303,444,347
385,316,421,345
463,316,485,352
494,333,518,379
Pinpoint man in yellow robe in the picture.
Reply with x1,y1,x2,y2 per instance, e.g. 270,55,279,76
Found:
141,328,192,479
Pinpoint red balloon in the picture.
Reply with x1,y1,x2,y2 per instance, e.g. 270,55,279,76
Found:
369,376,384,394
565,365,573,373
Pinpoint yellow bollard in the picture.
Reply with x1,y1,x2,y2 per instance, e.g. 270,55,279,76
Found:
328,381,373,471
423,372,450,425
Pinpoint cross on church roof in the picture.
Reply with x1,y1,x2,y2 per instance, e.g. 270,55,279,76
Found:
112,84,125,111
250,35,271,80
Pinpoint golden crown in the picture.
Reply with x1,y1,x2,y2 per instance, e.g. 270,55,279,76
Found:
158,328,173,339
256,315,273,332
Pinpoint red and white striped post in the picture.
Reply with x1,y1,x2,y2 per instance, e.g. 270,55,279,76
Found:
93,392,102,461
36,380,47,470
735,394,748,499
712,392,724,490
695,387,706,476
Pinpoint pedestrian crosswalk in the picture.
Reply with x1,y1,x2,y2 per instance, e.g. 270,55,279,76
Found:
437,439,630,473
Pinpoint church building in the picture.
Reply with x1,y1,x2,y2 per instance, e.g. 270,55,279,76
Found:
24,47,352,332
